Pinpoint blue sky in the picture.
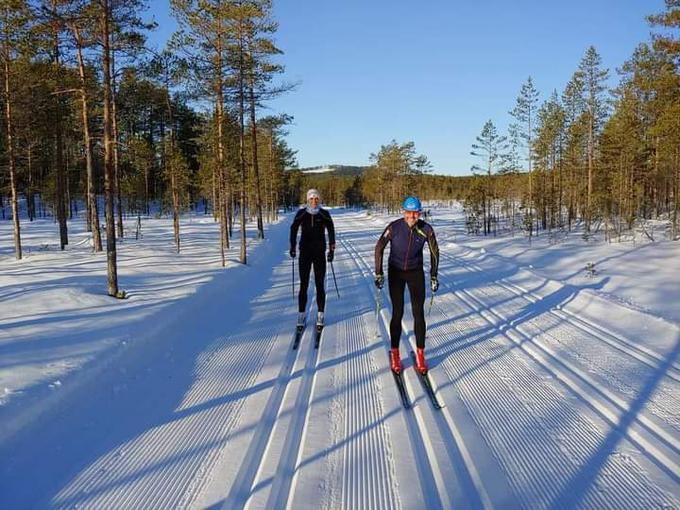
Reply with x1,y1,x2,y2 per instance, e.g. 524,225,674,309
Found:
146,1,664,175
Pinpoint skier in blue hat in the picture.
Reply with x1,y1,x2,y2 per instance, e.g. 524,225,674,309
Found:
374,196,439,374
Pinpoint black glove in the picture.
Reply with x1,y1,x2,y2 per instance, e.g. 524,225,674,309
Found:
430,276,439,293
375,273,384,289
289,248,296,258
327,250,334,262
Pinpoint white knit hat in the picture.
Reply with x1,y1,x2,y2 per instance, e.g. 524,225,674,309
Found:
306,188,321,200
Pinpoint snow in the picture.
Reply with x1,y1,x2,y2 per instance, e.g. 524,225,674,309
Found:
0,206,678,509
301,167,335,174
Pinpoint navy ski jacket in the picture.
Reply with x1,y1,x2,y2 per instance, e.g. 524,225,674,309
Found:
374,218,439,276
290,207,335,253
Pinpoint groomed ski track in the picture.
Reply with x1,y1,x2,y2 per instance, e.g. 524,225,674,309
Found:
0,209,678,509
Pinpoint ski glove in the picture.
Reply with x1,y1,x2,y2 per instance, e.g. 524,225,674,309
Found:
327,250,334,262
375,273,384,289
430,276,439,293
289,248,296,258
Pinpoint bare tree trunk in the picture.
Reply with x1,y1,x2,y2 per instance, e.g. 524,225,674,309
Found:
212,166,218,221
215,29,229,266
102,0,120,297
171,170,180,252
3,49,21,259
238,20,247,264
27,143,35,221
52,3,68,249
267,129,274,222
674,149,679,240
248,76,264,239
74,27,102,251
111,49,123,238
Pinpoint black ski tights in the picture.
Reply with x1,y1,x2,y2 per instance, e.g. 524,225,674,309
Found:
298,250,326,313
388,267,426,349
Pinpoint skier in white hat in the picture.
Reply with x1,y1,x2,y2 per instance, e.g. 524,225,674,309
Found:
290,189,336,328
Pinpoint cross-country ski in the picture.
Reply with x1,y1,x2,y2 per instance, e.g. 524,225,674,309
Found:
314,325,324,349
391,367,412,410
410,350,443,410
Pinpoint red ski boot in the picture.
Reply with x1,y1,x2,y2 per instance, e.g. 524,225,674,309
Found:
415,348,428,375
390,348,402,374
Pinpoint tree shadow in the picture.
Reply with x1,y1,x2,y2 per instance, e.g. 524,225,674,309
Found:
550,331,680,508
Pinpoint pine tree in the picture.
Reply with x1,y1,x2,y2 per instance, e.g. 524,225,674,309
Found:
509,77,539,236
648,0,680,62
577,46,609,232
60,0,103,251
171,0,235,266
471,120,508,235
1,0,34,260
244,0,283,240
561,73,587,230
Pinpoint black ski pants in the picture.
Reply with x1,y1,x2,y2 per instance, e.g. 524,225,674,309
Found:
298,249,326,313
388,266,426,349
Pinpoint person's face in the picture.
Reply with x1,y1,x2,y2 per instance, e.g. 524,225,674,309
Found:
403,210,420,227
308,195,320,207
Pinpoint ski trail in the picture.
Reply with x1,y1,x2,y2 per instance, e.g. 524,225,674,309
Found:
52,329,277,509
261,329,322,509
48,265,294,509
0,219,296,509
218,325,306,508
431,273,679,508
337,220,492,509
442,250,680,429
436,256,680,474
341,209,679,509
285,245,410,509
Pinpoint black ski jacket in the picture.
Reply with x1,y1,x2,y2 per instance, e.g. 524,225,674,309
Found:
290,207,336,253
374,218,439,276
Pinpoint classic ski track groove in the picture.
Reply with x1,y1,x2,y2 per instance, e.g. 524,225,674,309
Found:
435,251,680,472
342,211,678,508
220,321,309,509
425,287,675,508
337,233,446,509
449,247,680,375
431,253,680,493
52,327,279,509
263,324,321,509
330,248,403,510
440,253,680,433
338,223,491,510
341,312,399,509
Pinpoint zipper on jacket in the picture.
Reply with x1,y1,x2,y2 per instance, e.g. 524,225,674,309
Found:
403,228,413,270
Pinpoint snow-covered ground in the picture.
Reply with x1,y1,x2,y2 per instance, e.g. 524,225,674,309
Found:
1,206,678,508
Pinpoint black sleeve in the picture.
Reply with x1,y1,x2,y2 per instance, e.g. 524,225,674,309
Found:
290,210,304,250
427,225,439,278
323,210,336,249
374,223,392,275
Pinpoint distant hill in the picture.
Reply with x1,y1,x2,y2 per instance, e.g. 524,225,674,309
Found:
296,165,369,177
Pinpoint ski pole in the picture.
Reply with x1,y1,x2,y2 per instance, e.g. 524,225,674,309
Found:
330,259,340,298
428,292,434,317
292,256,295,298
375,286,382,338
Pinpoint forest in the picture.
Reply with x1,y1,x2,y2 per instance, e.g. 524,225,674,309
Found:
1,1,678,299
